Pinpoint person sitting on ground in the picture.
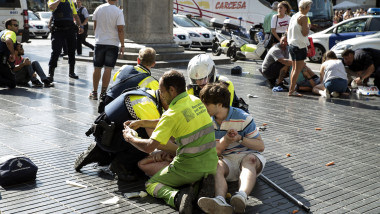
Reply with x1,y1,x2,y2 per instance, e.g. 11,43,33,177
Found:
12,43,54,87
97,47,158,113
260,33,292,89
342,48,380,89
197,83,265,214
313,51,348,98
187,54,248,112
122,70,218,214
74,88,177,181
290,63,320,92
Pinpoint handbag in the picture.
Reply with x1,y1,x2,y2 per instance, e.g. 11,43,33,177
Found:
307,37,315,57
0,155,38,186
264,15,278,49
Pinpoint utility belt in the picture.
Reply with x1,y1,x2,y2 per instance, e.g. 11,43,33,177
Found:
85,113,115,147
51,24,76,32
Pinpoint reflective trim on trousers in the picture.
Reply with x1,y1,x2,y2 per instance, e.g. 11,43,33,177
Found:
179,125,214,146
177,140,216,155
153,183,165,197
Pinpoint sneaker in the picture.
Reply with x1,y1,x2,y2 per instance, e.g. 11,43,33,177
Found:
198,174,215,199
331,91,340,97
42,79,54,87
198,197,233,214
69,72,79,79
31,80,43,87
230,193,247,214
319,89,330,98
89,91,98,100
74,142,110,172
175,186,195,214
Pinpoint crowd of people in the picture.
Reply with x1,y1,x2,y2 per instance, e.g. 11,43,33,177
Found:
334,8,367,24
260,0,380,97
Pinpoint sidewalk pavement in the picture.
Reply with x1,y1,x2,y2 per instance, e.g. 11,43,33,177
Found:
0,38,379,213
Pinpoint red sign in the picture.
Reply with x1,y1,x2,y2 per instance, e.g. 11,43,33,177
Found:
215,1,246,9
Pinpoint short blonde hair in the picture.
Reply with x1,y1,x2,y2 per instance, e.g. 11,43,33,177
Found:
138,47,156,66
298,0,312,10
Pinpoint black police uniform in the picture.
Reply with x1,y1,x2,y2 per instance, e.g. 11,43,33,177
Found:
76,6,94,55
48,0,79,80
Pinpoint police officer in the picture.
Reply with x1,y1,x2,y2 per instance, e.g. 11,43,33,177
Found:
74,88,176,181
97,47,159,113
48,0,84,81
187,54,248,112
0,19,18,88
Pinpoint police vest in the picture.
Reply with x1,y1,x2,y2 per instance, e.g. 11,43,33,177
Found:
77,7,88,29
52,0,74,25
107,65,158,100
0,30,12,57
105,89,162,128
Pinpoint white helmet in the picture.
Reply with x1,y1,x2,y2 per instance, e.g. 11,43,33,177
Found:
187,54,216,85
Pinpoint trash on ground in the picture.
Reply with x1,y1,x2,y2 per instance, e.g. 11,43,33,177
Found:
124,191,148,198
286,153,291,157
247,94,258,98
356,86,380,96
66,180,87,188
259,126,267,131
226,193,232,199
101,196,120,204
315,128,322,131
325,161,335,166
292,210,299,214
262,123,268,126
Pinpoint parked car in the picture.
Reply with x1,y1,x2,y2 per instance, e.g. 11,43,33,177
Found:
28,11,49,39
0,0,29,42
191,17,216,38
309,15,380,62
331,31,380,58
173,14,213,51
173,25,192,49
35,11,52,25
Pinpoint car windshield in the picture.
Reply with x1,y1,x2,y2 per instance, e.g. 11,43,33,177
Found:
174,16,198,27
28,12,40,21
192,19,211,28
39,12,52,19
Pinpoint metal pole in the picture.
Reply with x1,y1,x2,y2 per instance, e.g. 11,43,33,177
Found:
259,174,310,212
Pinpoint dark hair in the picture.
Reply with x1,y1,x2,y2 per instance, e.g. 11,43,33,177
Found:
199,83,230,108
279,1,292,15
322,51,338,63
341,49,354,57
161,70,186,94
5,18,18,29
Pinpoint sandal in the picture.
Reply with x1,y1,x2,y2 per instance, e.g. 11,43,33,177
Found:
288,90,303,97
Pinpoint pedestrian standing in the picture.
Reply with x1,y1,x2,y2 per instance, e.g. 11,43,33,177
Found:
287,0,312,96
75,0,94,55
271,1,291,44
0,19,18,88
90,0,125,100
47,0,84,81
263,2,279,41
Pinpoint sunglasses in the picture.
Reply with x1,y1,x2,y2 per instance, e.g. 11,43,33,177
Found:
12,24,19,27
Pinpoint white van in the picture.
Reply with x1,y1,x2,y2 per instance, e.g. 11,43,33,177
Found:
0,0,29,42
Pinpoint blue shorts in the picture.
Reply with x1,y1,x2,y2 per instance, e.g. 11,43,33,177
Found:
324,78,348,93
289,45,307,61
93,44,119,68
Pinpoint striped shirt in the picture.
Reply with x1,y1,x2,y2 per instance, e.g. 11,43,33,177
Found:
213,107,260,155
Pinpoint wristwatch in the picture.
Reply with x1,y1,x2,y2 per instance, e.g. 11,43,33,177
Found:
238,135,243,144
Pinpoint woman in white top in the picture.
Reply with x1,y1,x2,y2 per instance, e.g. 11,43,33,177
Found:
312,51,348,98
287,0,312,96
271,1,291,44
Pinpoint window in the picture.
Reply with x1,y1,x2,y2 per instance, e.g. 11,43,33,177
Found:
174,16,198,27
0,0,21,8
28,11,40,21
368,18,380,31
336,18,367,33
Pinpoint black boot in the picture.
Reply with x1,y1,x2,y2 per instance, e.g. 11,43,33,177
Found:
69,64,79,79
174,186,195,214
48,67,55,82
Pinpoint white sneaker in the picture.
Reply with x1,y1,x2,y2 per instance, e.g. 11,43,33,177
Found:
319,89,330,98
198,197,233,214
230,193,247,214
331,91,340,97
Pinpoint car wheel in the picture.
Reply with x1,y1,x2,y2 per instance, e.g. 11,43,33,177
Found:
200,47,208,51
309,44,325,63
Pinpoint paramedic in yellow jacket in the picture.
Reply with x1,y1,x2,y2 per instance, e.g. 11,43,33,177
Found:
123,70,218,213
187,54,236,106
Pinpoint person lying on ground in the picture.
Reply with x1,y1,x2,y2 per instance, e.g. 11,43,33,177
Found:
289,63,320,92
